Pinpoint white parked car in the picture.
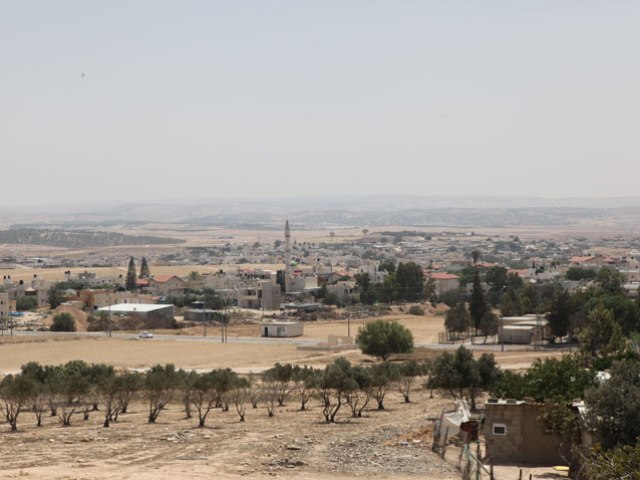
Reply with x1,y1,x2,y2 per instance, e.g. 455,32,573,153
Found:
139,331,154,339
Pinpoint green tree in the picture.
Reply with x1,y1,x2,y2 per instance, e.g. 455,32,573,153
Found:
546,289,572,340
139,257,151,279
479,310,499,341
397,360,427,403
125,257,137,291
355,273,376,305
596,267,625,295
190,372,217,427
493,355,595,403
369,361,400,410
16,296,37,311
0,373,33,431
469,270,488,333
50,313,76,332
378,260,396,275
47,286,65,309
428,346,499,411
585,443,640,479
395,262,425,302
578,304,626,369
355,320,414,361
445,302,470,335
499,286,524,317
586,359,640,449
145,364,177,423
485,266,508,289
314,357,352,423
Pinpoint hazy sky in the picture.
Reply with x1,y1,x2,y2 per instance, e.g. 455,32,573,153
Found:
2,1,639,206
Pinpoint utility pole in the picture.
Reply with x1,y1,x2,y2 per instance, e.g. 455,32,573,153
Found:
203,302,207,338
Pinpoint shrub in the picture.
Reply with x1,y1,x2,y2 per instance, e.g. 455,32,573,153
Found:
50,313,76,332
356,320,414,361
408,305,425,316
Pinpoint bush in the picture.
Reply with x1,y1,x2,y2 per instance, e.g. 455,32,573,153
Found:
16,296,38,311
408,305,425,316
356,320,414,361
50,313,76,332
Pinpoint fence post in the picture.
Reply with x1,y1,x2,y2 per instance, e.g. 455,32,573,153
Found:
441,427,449,458
476,441,481,480
518,469,522,480
490,459,494,480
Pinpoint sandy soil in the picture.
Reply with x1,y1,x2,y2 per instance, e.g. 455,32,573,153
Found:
0,386,460,480
0,336,350,374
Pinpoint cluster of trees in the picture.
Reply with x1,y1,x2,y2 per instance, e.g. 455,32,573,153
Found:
355,261,425,304
0,357,434,432
0,228,184,248
125,257,151,290
428,346,499,410
489,311,640,476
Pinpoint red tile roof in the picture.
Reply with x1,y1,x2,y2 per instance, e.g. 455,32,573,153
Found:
429,272,459,280
151,275,179,283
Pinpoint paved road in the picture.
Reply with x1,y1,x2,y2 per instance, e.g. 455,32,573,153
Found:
2,329,561,352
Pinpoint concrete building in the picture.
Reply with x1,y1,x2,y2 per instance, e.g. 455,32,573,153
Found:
0,292,9,327
499,315,549,344
261,320,303,337
428,272,460,295
483,399,568,465
96,303,175,324
147,275,186,296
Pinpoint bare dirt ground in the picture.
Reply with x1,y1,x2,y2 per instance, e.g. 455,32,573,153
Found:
0,386,460,480
0,319,568,479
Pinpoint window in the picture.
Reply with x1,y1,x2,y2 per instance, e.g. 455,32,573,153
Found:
492,423,507,435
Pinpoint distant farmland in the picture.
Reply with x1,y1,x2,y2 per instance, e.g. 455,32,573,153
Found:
0,228,185,248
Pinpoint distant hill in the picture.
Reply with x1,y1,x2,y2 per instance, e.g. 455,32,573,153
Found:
3,195,640,230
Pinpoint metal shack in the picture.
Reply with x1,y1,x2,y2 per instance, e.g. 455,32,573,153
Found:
261,321,303,338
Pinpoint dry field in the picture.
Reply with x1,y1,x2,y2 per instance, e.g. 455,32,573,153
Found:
0,387,461,480
0,317,567,479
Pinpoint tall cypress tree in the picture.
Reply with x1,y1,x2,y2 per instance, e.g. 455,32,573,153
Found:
126,257,137,291
469,269,487,333
139,257,151,279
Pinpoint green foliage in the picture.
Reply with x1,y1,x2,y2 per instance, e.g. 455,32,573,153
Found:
585,359,640,449
16,296,37,311
578,304,626,369
378,260,396,275
126,257,137,291
491,355,596,403
445,302,470,334
395,262,425,302
479,310,499,338
50,313,76,332
48,287,65,309
469,270,488,331
438,287,466,307
323,292,339,306
565,266,597,281
0,373,34,431
585,293,640,335
595,267,625,295
546,289,572,339
397,360,428,403
499,287,525,317
586,443,640,479
408,305,424,316
139,257,151,278
355,320,414,361
428,346,499,410
145,364,178,423
0,228,185,248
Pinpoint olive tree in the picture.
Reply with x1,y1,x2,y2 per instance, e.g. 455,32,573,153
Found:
356,320,414,361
